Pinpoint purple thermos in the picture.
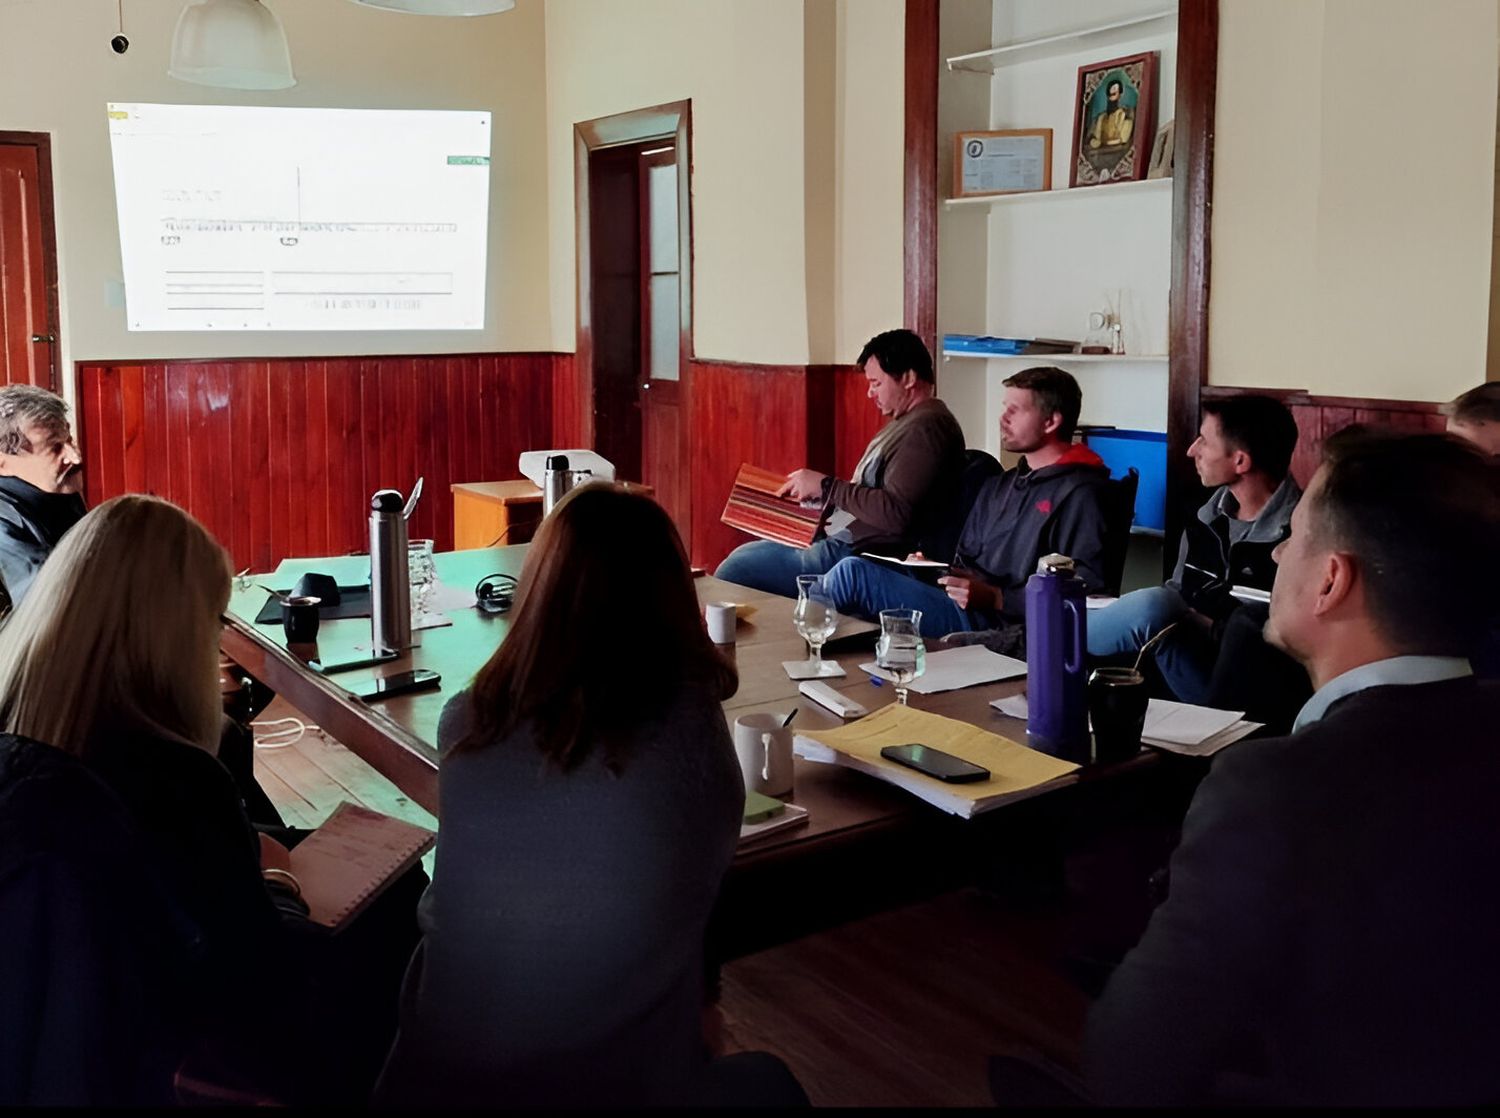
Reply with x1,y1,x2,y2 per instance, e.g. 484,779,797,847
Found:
1025,553,1089,761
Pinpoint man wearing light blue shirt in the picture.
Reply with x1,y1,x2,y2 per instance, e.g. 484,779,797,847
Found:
1085,429,1500,1107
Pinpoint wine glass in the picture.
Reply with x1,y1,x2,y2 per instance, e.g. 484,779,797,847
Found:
793,574,839,670
875,608,926,706
407,539,436,621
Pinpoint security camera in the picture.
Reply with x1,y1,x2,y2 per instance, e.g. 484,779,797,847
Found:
111,34,130,54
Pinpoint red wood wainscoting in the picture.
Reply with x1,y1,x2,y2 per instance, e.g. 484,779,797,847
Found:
1200,385,1446,488
686,360,888,572
77,354,561,574
689,360,837,571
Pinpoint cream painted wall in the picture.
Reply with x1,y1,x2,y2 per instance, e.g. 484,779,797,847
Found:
832,0,905,362
544,0,810,365
543,0,905,366
0,0,552,384
1210,0,1497,400
0,0,908,387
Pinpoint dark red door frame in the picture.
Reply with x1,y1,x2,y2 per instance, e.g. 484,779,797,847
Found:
573,100,693,454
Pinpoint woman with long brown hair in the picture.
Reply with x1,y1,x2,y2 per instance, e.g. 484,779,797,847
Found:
378,484,745,1106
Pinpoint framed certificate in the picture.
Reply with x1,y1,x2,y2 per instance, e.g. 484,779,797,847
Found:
955,129,1052,197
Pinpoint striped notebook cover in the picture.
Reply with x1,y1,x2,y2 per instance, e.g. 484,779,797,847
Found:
721,464,825,550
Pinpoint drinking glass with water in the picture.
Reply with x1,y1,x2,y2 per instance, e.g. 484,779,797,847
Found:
876,608,926,706
408,538,436,621
793,574,839,666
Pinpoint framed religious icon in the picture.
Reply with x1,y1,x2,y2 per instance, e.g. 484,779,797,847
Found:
954,129,1052,197
1070,51,1158,188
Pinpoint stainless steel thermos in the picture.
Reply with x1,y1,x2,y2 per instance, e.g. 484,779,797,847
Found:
542,454,595,516
370,488,412,653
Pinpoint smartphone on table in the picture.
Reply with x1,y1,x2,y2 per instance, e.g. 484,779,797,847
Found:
353,669,441,702
879,743,990,783
309,649,399,675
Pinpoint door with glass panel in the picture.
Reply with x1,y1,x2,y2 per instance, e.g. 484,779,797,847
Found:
638,146,687,534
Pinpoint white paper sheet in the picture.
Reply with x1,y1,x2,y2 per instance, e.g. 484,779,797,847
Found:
1142,698,1246,746
988,693,1262,757
862,645,1027,694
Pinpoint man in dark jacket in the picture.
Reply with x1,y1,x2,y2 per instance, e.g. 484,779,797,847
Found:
822,367,1110,639
0,385,86,613
714,329,965,598
1085,431,1500,1107
1087,394,1301,703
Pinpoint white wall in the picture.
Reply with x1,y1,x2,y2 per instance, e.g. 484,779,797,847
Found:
543,0,906,367
832,0,906,363
0,0,553,383
1210,0,1497,400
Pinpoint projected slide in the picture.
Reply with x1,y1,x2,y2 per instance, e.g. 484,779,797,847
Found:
107,103,491,331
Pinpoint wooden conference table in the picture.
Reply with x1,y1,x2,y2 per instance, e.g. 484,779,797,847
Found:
222,544,1163,953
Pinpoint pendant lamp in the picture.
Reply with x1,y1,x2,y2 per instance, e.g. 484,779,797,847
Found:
169,0,296,90
349,0,517,14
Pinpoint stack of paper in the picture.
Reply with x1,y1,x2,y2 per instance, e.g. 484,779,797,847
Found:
860,645,1026,694
988,693,1261,758
793,704,1079,818
1141,699,1261,756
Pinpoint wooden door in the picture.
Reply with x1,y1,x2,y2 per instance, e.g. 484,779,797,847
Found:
638,147,687,532
0,135,59,389
586,145,643,484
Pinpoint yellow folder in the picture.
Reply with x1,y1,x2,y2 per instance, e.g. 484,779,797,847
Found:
794,704,1080,818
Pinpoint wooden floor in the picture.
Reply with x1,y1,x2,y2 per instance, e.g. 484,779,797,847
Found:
251,696,437,869
256,696,1143,1107
718,888,1087,1107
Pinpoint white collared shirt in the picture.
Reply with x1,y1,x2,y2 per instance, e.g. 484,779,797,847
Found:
1292,655,1474,733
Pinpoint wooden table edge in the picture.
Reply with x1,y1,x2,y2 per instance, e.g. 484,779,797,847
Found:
221,612,441,816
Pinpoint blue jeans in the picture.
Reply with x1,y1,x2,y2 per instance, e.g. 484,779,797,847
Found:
1086,586,1215,704
714,538,857,599
821,557,987,640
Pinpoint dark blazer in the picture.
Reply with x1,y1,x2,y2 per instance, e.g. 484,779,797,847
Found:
1085,676,1500,1106
0,735,194,1105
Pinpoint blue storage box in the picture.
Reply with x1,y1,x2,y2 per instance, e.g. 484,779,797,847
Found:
942,334,1028,355
1081,429,1167,531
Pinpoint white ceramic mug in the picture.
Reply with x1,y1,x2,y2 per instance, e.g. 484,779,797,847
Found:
705,601,737,645
733,713,794,797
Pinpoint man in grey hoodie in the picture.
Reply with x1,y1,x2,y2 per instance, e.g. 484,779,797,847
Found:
1088,395,1301,704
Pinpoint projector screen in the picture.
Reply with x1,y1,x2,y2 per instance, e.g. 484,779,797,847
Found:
107,103,491,331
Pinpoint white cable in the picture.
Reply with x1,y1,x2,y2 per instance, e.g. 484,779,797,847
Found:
250,716,314,749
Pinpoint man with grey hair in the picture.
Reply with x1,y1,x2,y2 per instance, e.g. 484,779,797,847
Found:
0,384,85,611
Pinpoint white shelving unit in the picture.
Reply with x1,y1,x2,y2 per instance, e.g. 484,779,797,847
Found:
947,9,1177,73
936,1,1179,467
945,176,1171,209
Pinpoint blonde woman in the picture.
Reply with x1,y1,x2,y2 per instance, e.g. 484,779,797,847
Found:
0,495,414,1104
377,485,788,1106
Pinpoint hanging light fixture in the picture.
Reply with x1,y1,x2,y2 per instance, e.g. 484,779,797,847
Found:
169,0,296,90
348,0,516,15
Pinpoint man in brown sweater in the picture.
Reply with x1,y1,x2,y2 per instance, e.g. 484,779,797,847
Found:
714,329,965,598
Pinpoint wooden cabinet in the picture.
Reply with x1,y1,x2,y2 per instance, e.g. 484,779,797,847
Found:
451,480,656,551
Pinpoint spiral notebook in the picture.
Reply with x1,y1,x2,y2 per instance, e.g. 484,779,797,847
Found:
288,801,436,931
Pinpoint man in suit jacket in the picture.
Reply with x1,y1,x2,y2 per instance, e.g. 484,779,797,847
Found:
1084,429,1500,1106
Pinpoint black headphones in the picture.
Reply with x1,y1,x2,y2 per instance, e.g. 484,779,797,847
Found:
475,572,518,614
